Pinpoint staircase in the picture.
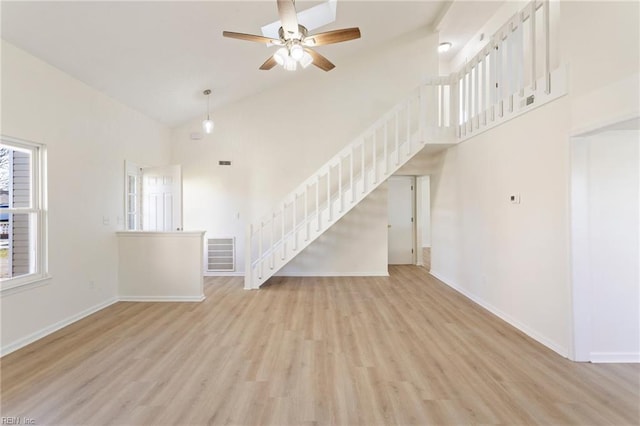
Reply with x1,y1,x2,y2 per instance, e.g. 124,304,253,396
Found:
243,0,562,289
244,85,453,289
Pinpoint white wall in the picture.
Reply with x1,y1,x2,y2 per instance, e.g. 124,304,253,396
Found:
118,232,205,301
429,1,639,358
171,28,439,275
280,184,388,276
430,97,573,355
572,128,640,362
561,1,640,133
564,0,639,360
1,41,171,354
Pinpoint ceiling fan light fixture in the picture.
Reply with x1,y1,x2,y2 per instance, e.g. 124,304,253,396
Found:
284,56,298,71
299,51,314,68
222,0,361,73
274,47,288,65
290,44,304,61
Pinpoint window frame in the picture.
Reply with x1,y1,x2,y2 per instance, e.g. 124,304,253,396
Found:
124,161,142,231
0,135,49,293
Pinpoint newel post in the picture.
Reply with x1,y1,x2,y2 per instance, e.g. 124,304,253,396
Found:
244,223,253,289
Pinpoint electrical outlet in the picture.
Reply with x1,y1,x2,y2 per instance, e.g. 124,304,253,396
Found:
510,194,521,204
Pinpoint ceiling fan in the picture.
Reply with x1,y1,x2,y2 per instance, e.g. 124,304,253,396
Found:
222,0,361,72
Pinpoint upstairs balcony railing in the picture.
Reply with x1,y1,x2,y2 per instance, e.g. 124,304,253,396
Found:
426,0,565,141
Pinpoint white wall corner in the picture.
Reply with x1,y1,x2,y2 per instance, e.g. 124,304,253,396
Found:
430,270,570,359
1,297,119,357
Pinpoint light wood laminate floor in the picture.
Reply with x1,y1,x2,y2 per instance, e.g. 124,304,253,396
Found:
2,266,639,425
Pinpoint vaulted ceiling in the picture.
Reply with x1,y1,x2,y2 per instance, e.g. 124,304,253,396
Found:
1,1,502,128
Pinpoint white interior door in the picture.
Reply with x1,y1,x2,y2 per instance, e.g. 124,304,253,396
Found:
388,176,415,264
142,165,182,231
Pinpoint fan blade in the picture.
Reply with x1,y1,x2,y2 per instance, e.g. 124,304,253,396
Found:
223,31,280,45
277,0,299,39
259,55,278,71
306,28,361,46
305,48,335,72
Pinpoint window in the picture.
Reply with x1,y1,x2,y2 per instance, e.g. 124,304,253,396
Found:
0,136,48,291
125,161,142,231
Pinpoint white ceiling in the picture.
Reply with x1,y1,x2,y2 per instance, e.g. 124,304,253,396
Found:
1,1,499,128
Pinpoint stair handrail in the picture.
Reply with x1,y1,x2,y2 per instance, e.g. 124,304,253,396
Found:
250,86,425,227
245,86,430,288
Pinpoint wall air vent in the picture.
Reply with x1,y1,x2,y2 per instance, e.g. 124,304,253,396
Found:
207,237,235,271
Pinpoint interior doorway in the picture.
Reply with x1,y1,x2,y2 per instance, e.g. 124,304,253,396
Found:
125,161,183,232
387,176,415,264
570,117,639,362
142,165,182,231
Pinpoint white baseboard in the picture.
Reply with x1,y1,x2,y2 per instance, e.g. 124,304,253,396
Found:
119,295,205,302
429,270,569,358
1,297,118,357
204,271,243,277
274,271,390,277
1,292,208,357
590,352,640,363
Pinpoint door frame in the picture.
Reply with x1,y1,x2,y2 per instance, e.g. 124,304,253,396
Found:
415,175,431,267
387,175,417,265
124,161,183,232
124,160,143,231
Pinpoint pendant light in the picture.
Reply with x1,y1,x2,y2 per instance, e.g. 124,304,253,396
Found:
202,89,214,134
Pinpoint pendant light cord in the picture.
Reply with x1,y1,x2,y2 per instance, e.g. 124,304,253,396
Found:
207,92,211,120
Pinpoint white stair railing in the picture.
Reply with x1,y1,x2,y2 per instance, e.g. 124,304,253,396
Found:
425,0,564,142
242,0,564,290
244,87,432,289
